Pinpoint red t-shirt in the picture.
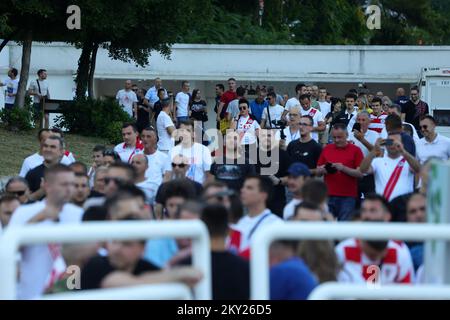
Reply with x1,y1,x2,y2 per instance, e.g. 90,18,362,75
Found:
219,90,237,118
317,143,364,197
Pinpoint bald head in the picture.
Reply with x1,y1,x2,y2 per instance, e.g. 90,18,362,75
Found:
131,154,148,177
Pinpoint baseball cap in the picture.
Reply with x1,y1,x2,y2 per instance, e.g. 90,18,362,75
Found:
287,162,311,177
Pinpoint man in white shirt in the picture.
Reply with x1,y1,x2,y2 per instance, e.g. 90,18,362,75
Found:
140,126,168,188
261,92,285,129
144,77,167,108
348,111,379,157
175,81,190,123
417,115,450,164
116,80,138,118
230,98,260,146
131,154,159,205
359,133,421,201
283,163,311,220
156,98,176,153
282,83,307,119
298,94,325,142
317,87,331,118
114,123,144,163
165,120,212,185
19,129,73,177
380,104,420,142
275,106,301,147
0,68,19,109
9,164,83,299
228,175,282,260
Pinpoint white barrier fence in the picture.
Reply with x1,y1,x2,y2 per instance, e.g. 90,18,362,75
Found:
308,283,450,300
250,222,450,300
0,220,211,300
42,283,193,300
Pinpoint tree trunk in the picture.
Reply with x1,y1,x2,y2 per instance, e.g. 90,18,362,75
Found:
0,38,10,53
88,42,99,99
75,41,93,100
15,30,33,109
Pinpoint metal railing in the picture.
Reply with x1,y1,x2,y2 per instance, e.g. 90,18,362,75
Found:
42,283,193,300
0,220,211,300
250,222,450,300
308,282,450,300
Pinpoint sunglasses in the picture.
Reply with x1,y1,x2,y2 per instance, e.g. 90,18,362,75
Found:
172,163,187,168
104,177,127,185
8,190,26,196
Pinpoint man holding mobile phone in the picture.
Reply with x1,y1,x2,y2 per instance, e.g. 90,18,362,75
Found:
359,133,421,202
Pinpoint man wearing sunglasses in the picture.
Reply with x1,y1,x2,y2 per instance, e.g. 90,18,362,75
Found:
5,176,31,204
416,115,450,164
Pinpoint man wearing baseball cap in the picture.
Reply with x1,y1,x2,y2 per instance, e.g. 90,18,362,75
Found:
283,162,311,220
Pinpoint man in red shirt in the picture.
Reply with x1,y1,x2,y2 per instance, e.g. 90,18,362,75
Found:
316,123,364,220
216,78,237,134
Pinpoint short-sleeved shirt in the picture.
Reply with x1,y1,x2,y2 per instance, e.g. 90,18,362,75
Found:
235,115,260,145
114,142,144,163
136,179,159,204
226,99,240,119
369,113,388,134
348,129,380,157
166,142,212,184
270,257,318,300
416,134,450,164
371,155,414,201
402,100,429,131
300,107,324,142
81,255,159,290
249,99,268,123
156,112,175,152
3,77,19,105
261,104,285,128
317,101,331,119
284,97,300,112
219,90,237,118
144,150,169,187
317,143,364,198
287,139,322,169
175,91,190,117
28,79,50,103
116,89,138,117
144,86,167,106
25,164,46,193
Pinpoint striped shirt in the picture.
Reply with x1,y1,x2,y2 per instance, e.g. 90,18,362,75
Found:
369,112,388,133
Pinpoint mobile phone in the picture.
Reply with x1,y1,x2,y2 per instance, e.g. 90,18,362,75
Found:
380,139,394,146
325,162,337,174
352,123,361,132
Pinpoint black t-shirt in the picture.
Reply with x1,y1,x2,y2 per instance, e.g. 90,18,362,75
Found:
25,163,46,193
81,255,159,290
287,139,322,169
177,251,250,300
210,156,256,192
153,101,163,122
190,100,207,121
256,147,292,217
136,98,150,127
402,100,429,131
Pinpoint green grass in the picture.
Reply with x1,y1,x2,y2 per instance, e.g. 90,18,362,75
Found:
0,127,112,178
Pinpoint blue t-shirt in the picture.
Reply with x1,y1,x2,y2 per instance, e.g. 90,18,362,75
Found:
250,99,268,123
270,257,318,300
143,238,178,268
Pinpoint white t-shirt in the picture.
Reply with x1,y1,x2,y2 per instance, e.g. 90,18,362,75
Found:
275,127,301,145
167,142,212,184
28,79,50,103
3,77,19,105
8,200,83,299
380,122,420,144
228,209,282,255
144,150,169,187
284,97,300,112
114,143,144,163
283,198,302,220
317,101,331,118
19,153,73,177
136,179,159,204
236,115,260,145
261,104,285,128
226,99,240,119
416,134,450,164
300,107,324,142
348,129,380,157
175,91,190,117
116,89,138,117
371,155,414,201
156,112,175,152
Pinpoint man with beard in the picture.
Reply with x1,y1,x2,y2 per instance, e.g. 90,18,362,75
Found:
335,194,414,284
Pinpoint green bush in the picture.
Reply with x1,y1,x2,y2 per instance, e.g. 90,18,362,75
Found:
0,106,33,131
55,98,132,143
